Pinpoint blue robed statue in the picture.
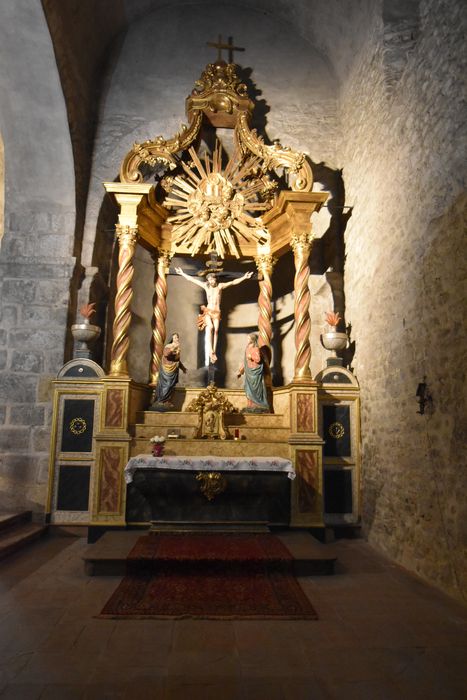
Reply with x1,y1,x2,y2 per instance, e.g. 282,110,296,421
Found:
151,333,186,410
237,333,270,413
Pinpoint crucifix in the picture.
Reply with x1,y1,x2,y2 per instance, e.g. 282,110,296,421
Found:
207,35,245,63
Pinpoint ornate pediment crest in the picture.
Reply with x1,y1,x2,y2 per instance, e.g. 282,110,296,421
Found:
186,383,237,440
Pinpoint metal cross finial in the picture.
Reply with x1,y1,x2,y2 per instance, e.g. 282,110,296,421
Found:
207,35,245,63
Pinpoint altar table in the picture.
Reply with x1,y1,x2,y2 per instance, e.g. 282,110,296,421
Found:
125,455,295,483
125,455,294,526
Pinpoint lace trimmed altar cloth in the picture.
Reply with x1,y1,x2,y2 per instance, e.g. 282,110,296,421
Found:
124,455,295,484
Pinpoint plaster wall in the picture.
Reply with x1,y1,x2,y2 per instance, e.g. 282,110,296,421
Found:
83,2,339,385
0,1,75,514
340,0,467,600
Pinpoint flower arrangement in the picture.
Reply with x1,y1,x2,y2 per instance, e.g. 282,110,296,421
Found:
325,311,341,328
149,434,165,457
149,435,165,444
79,302,96,320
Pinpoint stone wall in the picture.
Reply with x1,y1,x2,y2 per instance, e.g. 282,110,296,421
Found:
339,0,467,600
0,1,75,515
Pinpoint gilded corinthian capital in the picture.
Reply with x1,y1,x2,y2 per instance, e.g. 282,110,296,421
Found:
290,231,314,254
115,224,138,247
255,253,277,278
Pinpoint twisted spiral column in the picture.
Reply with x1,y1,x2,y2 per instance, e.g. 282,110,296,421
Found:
109,225,138,377
291,232,314,381
255,254,276,349
149,249,172,385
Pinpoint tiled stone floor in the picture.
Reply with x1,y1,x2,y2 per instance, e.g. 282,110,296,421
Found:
0,534,465,699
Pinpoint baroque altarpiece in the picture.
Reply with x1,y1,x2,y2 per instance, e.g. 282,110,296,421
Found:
46,54,360,536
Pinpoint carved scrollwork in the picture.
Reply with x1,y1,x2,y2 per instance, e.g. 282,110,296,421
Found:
119,111,203,183
186,383,237,440
196,472,227,501
235,113,313,192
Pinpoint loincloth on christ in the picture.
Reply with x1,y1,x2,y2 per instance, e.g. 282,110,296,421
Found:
197,305,221,331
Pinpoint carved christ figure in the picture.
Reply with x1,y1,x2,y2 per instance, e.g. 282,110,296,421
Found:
175,267,253,363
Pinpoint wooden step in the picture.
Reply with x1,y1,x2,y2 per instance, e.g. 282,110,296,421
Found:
0,522,47,561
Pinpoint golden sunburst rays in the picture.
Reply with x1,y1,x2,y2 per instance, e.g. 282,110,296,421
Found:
163,142,271,259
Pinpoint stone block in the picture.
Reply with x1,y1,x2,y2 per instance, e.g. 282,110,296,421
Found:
0,427,30,452
0,454,38,482
0,407,5,424
0,261,74,279
0,350,7,370
32,426,52,452
9,405,45,426
0,305,18,327
0,329,6,346
1,374,39,402
21,305,68,326
35,280,71,305
37,234,72,258
44,350,66,374
9,329,65,351
1,279,36,304
37,375,54,402
11,350,44,373
36,455,52,484
50,210,75,233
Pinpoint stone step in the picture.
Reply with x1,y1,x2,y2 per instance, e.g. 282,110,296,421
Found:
0,510,32,532
135,411,287,429
133,424,291,442
0,522,47,561
151,386,291,416
82,529,337,577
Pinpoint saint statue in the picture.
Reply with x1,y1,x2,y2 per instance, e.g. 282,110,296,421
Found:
175,267,253,363
237,333,270,413
150,332,186,410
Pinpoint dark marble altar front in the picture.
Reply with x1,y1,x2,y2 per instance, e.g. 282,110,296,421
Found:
126,469,291,526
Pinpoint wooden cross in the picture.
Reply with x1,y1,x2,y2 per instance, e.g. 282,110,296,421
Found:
207,35,245,63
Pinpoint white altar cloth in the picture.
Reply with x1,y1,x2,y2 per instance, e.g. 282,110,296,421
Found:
124,455,295,484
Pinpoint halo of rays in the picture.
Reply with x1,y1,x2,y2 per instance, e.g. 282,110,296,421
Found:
164,142,271,258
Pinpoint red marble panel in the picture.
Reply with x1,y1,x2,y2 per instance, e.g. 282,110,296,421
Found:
98,447,122,513
105,389,124,428
297,392,314,432
296,450,317,514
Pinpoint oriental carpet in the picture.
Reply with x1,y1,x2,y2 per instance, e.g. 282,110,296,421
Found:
98,533,318,620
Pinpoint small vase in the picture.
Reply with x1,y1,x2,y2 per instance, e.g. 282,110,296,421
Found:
71,320,101,359
321,331,348,353
151,444,164,457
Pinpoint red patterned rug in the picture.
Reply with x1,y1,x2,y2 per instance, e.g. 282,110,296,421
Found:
99,533,318,620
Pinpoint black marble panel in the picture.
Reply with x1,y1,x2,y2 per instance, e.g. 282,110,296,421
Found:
63,364,100,377
323,371,352,384
323,404,351,457
324,469,353,514
61,399,94,453
56,465,91,511
126,469,291,525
